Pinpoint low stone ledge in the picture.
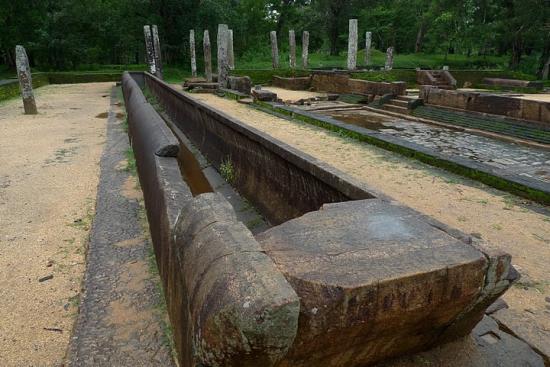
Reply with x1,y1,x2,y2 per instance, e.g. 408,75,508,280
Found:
311,71,406,96
483,78,544,91
272,76,312,90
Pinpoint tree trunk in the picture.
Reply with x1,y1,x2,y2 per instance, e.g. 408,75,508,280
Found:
537,38,550,79
414,21,426,53
509,29,524,70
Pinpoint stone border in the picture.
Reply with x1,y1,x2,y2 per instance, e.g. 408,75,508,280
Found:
122,72,301,367
255,101,550,205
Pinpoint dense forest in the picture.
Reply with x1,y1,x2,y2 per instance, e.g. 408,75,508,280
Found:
0,0,548,76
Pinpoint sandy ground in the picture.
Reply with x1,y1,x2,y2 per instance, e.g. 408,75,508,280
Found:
189,93,550,334
262,86,326,102
511,93,550,102
0,83,111,366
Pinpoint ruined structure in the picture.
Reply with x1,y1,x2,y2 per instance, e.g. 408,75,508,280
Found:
121,71,517,367
270,31,279,69
189,30,197,77
228,29,235,70
15,45,37,114
385,46,394,70
365,31,372,66
347,19,358,70
217,24,229,87
151,25,163,79
143,25,156,75
203,30,212,82
302,31,309,69
289,30,296,68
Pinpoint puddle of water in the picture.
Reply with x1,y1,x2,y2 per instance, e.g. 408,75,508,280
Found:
325,111,403,132
177,142,213,196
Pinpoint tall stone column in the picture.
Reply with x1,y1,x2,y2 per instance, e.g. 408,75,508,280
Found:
302,31,309,69
289,30,296,69
190,29,197,77
217,24,229,87
365,31,372,66
151,25,163,79
385,46,394,70
227,29,235,70
270,31,279,69
203,30,212,82
347,19,358,70
15,45,37,115
143,25,156,75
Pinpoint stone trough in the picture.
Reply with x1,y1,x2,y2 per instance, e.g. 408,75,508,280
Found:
122,71,518,367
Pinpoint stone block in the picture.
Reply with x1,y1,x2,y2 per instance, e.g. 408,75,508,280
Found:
174,193,300,367
228,75,252,95
252,89,277,101
272,76,311,90
521,99,541,122
257,199,514,367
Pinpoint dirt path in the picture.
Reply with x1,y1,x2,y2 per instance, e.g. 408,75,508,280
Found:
188,93,550,352
0,83,111,365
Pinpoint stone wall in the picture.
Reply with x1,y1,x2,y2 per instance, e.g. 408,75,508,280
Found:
310,71,406,96
144,73,373,225
272,75,312,90
420,86,550,126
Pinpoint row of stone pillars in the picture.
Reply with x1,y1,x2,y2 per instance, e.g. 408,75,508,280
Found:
269,30,310,69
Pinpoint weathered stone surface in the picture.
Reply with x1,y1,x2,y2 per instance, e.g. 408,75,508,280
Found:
485,298,508,315
151,25,163,79
189,29,197,77
228,76,252,95
421,86,550,125
217,24,229,87
270,31,279,69
272,76,312,90
15,45,37,115
385,46,394,70
143,25,157,75
365,31,372,66
257,199,514,367
311,71,406,96
227,29,235,70
289,30,296,68
174,193,300,367
302,31,309,69
203,30,212,82
492,308,550,365
347,19,358,70
483,78,544,90
252,89,277,101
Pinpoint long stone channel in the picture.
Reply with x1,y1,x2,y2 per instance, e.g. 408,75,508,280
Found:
120,72,550,366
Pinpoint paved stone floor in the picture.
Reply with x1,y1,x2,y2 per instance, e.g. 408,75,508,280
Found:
68,88,175,366
318,108,550,184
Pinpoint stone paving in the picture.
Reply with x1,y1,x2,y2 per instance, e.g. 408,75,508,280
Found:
68,88,175,366
320,108,550,185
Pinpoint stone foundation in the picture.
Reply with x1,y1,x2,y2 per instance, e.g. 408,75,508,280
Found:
310,71,406,96
420,86,550,126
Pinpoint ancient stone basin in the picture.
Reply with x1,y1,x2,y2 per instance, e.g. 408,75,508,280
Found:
122,71,517,367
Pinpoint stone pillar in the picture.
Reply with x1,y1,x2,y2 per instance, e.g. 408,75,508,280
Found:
217,24,229,87
302,31,309,69
143,25,156,75
15,45,37,115
151,25,163,79
190,30,197,77
203,30,212,82
365,31,372,66
227,29,235,70
347,19,358,70
270,31,279,69
385,46,394,70
289,30,296,69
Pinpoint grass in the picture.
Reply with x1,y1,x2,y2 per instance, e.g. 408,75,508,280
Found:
219,157,236,183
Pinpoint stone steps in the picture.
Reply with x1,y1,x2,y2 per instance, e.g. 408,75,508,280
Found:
412,106,550,145
383,104,410,114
